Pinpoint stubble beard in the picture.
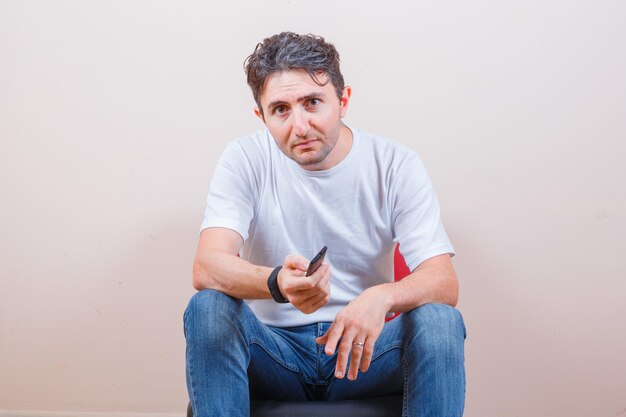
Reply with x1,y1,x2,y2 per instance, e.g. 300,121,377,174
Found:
292,140,333,167
290,124,341,168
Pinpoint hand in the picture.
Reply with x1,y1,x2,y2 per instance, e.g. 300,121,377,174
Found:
315,286,390,380
278,254,331,314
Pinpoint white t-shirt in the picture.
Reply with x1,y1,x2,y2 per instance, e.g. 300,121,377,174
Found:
201,127,454,326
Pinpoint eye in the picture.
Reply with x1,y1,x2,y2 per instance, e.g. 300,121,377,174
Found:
305,98,321,111
273,105,288,115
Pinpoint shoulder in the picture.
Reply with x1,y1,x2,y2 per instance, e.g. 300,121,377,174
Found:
352,128,423,169
223,129,274,159
350,129,433,200
217,129,277,172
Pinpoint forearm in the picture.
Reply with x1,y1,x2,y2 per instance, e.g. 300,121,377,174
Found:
193,249,274,299
315,254,457,381
192,228,274,299
192,228,330,311
370,254,459,314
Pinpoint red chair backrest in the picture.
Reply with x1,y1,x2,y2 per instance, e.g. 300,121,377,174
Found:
387,244,410,321
393,244,410,281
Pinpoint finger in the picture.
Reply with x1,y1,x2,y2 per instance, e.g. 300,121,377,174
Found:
284,268,324,292
292,292,327,314
305,262,329,286
335,335,356,379
297,289,330,313
317,264,331,289
316,322,344,356
308,291,330,310
284,263,330,295
299,266,330,298
348,339,365,380
359,338,376,373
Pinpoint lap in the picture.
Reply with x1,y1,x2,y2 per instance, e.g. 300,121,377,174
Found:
186,291,464,401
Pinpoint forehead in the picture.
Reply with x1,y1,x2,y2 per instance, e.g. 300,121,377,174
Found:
259,69,332,108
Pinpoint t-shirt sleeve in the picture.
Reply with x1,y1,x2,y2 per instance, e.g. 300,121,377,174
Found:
390,153,455,272
200,141,257,242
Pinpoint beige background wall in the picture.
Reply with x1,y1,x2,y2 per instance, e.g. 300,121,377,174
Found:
1,1,625,416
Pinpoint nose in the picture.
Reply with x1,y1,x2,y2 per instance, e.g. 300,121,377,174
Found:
292,109,310,137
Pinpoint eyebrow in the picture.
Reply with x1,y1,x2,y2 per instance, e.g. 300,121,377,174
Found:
266,92,325,112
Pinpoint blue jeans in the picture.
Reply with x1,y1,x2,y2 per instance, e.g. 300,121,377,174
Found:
184,289,466,417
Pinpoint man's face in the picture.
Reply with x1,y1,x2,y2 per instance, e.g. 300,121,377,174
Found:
255,69,351,171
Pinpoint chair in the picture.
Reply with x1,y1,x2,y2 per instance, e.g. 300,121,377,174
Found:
187,245,410,417
187,396,403,417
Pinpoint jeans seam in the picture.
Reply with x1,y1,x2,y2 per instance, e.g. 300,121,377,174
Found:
249,337,300,373
184,309,198,416
371,342,403,362
401,351,409,417
316,323,323,380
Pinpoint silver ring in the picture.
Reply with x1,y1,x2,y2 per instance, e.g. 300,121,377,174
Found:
352,341,364,347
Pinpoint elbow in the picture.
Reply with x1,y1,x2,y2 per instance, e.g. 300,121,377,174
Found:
192,259,215,291
447,273,460,307
448,290,459,308
192,278,204,292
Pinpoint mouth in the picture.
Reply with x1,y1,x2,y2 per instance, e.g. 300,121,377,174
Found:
293,139,317,150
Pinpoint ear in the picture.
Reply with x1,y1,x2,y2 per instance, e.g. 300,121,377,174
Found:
339,86,352,118
254,107,265,123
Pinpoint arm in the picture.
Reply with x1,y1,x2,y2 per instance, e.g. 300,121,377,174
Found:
316,253,458,380
379,252,458,312
192,227,272,298
192,227,331,313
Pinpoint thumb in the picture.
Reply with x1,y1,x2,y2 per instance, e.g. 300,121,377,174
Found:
284,254,309,272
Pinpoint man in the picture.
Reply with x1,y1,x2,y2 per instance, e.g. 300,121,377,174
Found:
184,32,466,417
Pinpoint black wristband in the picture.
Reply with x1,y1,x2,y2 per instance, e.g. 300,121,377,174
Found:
267,266,288,303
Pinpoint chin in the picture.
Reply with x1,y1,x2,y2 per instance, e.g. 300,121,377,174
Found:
296,157,323,167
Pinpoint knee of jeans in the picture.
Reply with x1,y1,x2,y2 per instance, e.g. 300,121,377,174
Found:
403,303,466,355
183,289,244,338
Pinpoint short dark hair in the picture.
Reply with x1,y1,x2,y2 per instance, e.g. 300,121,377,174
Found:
244,32,345,112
